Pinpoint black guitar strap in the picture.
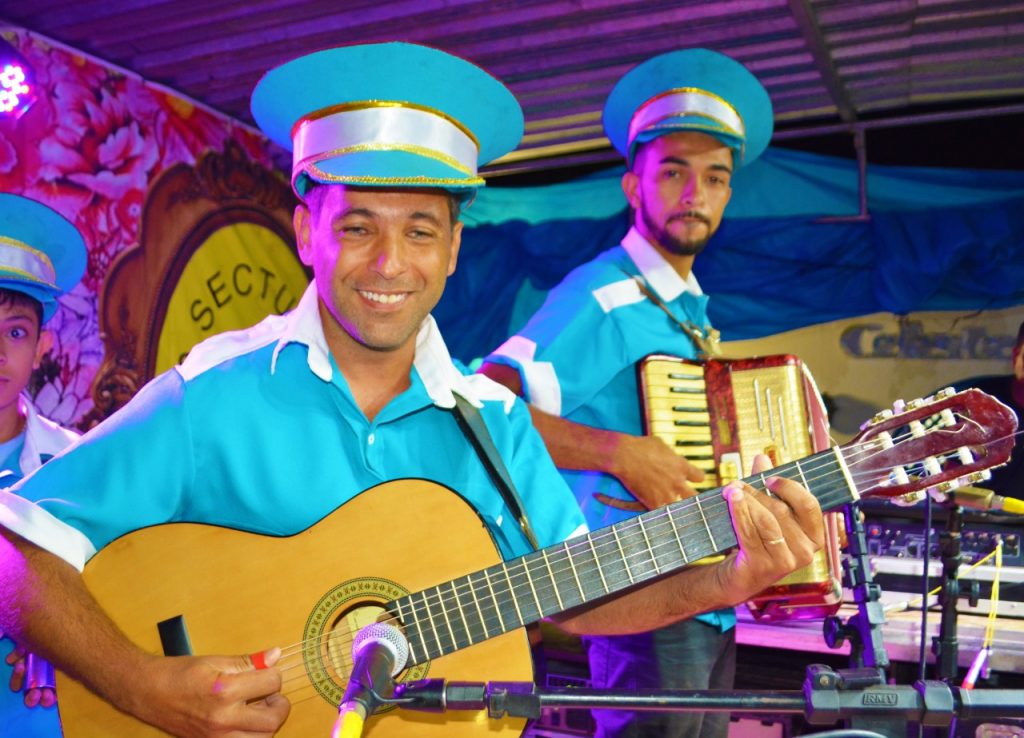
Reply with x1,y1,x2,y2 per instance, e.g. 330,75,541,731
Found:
452,395,540,551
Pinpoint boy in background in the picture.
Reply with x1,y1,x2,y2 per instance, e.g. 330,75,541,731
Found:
0,192,86,737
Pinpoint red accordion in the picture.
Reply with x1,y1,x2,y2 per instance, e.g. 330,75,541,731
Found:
639,354,844,621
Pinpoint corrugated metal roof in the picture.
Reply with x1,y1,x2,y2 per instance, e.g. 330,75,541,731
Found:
3,0,1023,174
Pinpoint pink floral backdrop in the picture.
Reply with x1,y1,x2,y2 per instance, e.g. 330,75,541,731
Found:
0,30,281,428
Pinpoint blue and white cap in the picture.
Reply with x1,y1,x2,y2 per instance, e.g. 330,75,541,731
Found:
603,48,773,168
250,42,524,200
0,194,86,322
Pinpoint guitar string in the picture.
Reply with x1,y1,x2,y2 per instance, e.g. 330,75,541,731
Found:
269,419,1008,672
264,418,1008,683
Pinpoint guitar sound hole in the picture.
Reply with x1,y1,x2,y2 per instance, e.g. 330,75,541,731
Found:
324,602,388,679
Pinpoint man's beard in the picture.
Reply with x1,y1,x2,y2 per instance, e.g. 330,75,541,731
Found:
642,207,714,257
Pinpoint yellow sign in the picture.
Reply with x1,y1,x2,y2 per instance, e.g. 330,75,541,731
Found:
155,222,308,374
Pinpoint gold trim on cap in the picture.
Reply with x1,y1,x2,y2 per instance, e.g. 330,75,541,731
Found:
0,235,58,288
0,265,59,289
628,86,746,159
639,87,742,125
292,100,480,150
301,167,485,188
298,142,476,178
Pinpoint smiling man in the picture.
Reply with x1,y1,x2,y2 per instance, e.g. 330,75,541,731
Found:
0,43,820,738
480,49,776,738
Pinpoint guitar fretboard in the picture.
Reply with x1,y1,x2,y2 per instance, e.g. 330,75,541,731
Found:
389,449,854,666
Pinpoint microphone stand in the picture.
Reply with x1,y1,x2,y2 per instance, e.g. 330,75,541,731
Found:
823,502,891,673
933,498,981,683
389,664,1024,738
822,502,904,736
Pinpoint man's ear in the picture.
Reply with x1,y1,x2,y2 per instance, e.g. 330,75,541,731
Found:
33,330,53,370
447,221,463,276
294,204,313,267
621,170,641,211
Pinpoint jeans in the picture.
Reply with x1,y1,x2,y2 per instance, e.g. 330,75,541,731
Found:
586,619,737,738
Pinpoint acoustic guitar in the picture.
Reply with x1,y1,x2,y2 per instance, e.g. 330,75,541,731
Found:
56,388,1017,737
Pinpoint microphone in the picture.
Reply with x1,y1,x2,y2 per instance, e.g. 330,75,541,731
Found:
949,486,1024,515
332,622,409,738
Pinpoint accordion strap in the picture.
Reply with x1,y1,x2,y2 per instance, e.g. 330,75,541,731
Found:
625,272,722,358
452,395,540,551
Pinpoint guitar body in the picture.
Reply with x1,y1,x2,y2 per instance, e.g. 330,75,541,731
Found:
56,480,533,737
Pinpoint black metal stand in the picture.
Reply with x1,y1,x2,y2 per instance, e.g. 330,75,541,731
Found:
388,664,1024,738
933,500,982,683
823,503,891,674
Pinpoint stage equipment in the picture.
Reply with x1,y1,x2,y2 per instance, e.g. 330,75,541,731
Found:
639,354,843,620
861,500,1023,619
389,664,1024,738
0,39,36,119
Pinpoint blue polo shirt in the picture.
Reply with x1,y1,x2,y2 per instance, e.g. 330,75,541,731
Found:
486,227,734,632
3,283,586,571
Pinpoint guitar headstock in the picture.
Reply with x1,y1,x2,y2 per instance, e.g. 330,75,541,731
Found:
845,387,1018,501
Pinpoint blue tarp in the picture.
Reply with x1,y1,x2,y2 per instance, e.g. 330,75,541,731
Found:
437,147,1024,362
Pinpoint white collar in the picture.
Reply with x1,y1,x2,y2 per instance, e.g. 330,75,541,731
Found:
620,226,704,302
271,282,503,410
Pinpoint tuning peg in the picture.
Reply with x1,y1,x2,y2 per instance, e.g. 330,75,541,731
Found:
862,408,894,429
939,408,956,427
909,420,926,438
934,387,956,399
904,397,926,410
957,447,975,465
876,431,894,450
891,490,925,506
923,456,942,476
888,466,910,486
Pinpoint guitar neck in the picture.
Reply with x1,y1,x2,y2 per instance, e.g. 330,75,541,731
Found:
389,447,856,667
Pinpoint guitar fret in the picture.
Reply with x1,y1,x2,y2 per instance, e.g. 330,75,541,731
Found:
482,568,506,632
434,585,457,653
667,507,688,564
447,580,471,649
832,446,861,501
796,459,810,491
467,572,489,640
520,557,543,620
541,548,564,611
587,536,610,594
636,516,659,574
393,599,420,665
611,526,635,584
503,562,525,627
564,541,585,602
693,495,717,551
418,590,441,659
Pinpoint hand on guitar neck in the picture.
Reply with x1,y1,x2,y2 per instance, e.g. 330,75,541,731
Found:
715,454,824,606
550,453,824,636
